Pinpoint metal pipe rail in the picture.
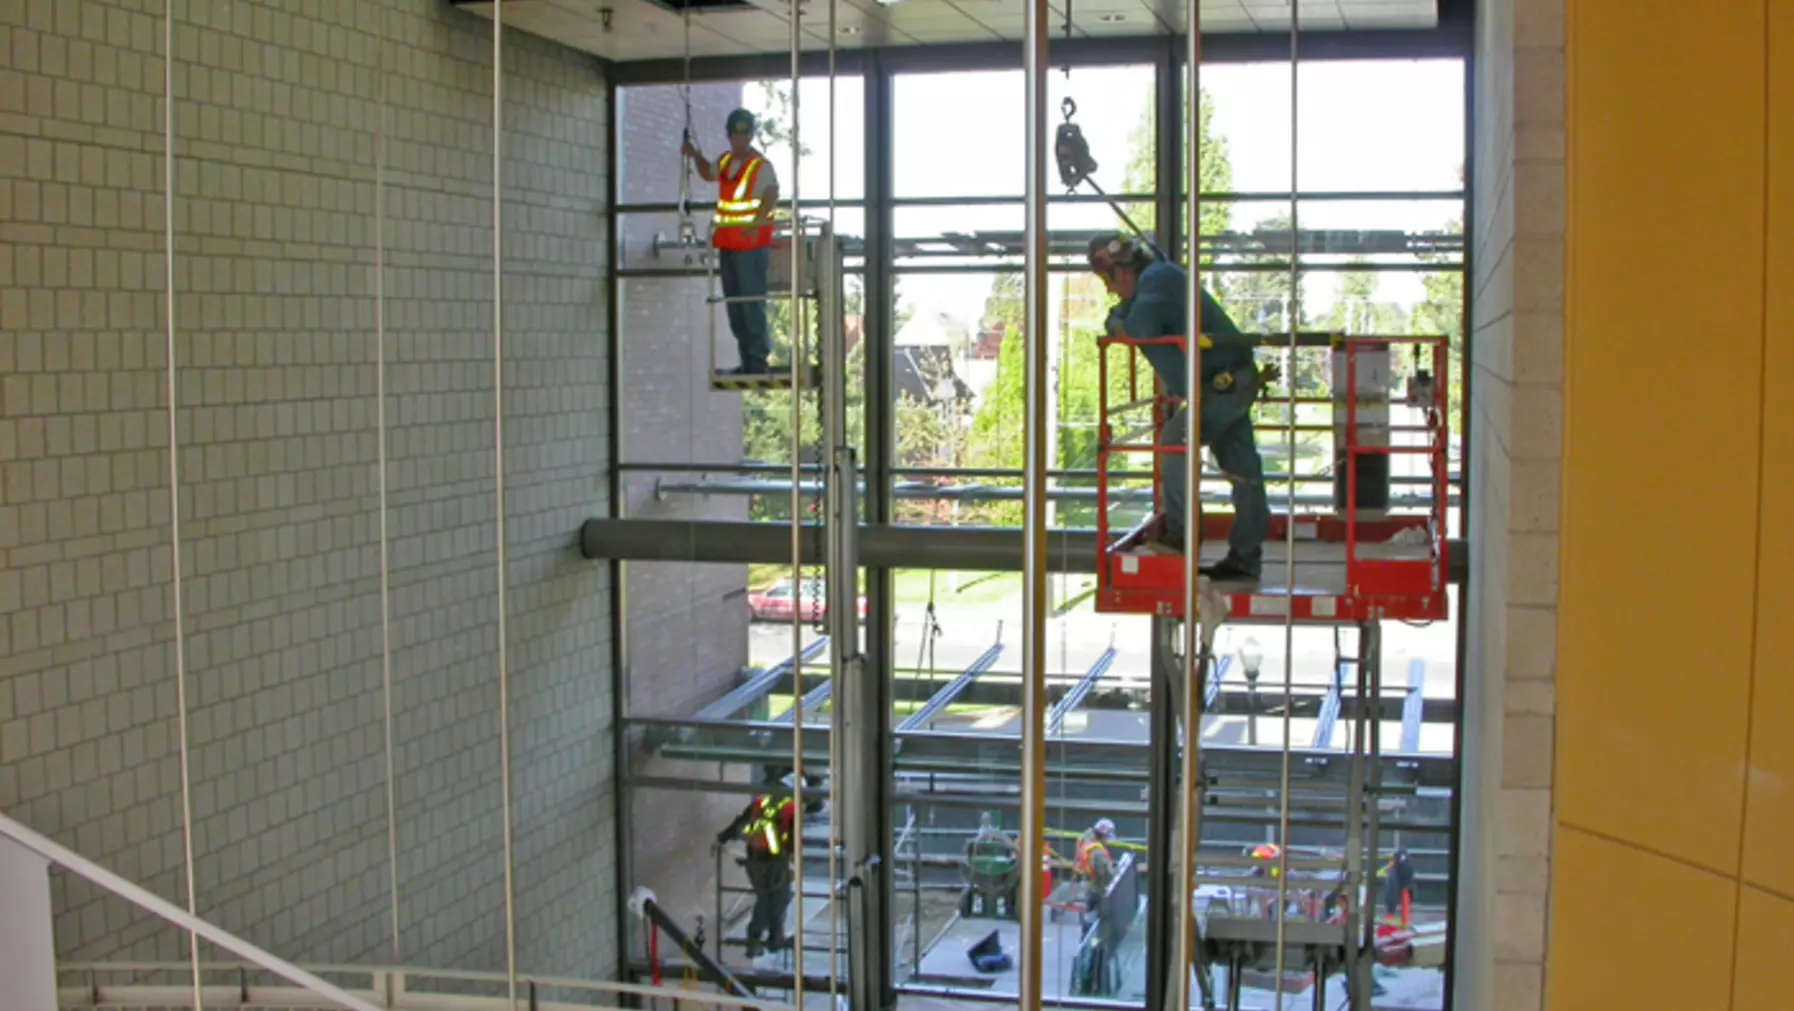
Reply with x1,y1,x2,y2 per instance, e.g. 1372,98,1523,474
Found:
1,812,385,1011
56,961,798,1011
579,518,1472,583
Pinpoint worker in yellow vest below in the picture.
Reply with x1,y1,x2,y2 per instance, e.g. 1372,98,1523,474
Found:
682,109,780,375
715,784,797,957
1075,818,1118,924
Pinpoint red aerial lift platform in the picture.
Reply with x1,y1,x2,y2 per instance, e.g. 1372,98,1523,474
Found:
1094,333,1452,625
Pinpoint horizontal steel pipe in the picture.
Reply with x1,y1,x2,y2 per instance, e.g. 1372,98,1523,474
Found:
581,518,1468,582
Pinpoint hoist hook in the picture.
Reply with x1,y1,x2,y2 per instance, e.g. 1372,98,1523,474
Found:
1061,96,1077,122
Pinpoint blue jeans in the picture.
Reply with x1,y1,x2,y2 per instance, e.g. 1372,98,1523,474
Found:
719,247,772,372
1160,365,1270,568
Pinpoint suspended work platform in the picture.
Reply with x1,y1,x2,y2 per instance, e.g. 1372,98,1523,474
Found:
1095,333,1453,625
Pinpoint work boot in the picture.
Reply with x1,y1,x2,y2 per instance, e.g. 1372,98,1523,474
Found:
1200,555,1260,582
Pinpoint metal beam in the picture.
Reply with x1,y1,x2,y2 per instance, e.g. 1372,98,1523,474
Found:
602,27,1471,85
1313,659,1350,748
780,668,1461,724
696,638,831,720
896,641,1006,732
1204,653,1234,710
1045,647,1119,735
1401,658,1427,754
579,518,1471,582
777,678,834,724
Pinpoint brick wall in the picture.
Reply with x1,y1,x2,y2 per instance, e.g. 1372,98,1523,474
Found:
0,0,614,982
611,81,762,934
1458,0,1565,1006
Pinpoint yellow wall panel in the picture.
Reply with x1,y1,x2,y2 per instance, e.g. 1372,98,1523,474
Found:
1734,887,1794,1011
1743,0,1794,901
1545,826,1737,1009
1559,0,1766,872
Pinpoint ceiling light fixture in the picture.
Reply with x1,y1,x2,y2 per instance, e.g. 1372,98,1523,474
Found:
840,24,861,33
872,0,902,7
1098,12,1125,21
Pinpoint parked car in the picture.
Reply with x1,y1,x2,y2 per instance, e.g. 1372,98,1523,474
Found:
748,578,868,624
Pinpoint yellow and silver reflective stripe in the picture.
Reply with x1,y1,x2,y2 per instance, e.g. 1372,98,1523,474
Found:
715,158,763,225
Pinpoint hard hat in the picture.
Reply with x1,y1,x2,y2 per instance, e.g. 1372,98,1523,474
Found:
726,108,756,135
1094,818,1116,838
779,772,797,790
1087,232,1149,271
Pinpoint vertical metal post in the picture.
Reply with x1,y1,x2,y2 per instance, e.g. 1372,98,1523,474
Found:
1146,618,1181,1011
1356,618,1386,1005
1173,7,1206,1011
1018,0,1051,1009
1154,37,1180,260
859,53,898,1011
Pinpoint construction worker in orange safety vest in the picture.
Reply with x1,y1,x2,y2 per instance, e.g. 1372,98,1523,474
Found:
715,781,797,957
681,108,780,376
1075,819,1118,923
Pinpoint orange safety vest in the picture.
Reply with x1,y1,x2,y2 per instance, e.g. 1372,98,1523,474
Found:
741,795,794,856
1075,835,1109,877
712,153,774,252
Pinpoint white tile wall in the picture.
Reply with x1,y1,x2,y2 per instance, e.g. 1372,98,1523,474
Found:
1458,0,1564,1005
0,0,615,981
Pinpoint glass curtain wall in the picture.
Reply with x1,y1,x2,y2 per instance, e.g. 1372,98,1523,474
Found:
611,50,1468,1011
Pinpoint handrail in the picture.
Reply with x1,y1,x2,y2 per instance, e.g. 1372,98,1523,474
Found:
0,812,383,1011
56,961,802,1011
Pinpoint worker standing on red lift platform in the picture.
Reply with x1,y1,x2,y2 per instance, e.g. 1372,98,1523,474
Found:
1086,233,1270,581
682,109,781,375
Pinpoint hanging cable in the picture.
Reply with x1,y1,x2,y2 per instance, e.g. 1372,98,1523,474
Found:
1271,0,1302,1000
160,2,203,1007
824,0,843,998
677,6,699,259
1173,8,1198,1010
785,0,807,1005
490,3,521,1008
373,0,402,966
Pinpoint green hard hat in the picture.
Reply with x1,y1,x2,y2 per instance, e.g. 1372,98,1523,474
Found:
726,108,756,135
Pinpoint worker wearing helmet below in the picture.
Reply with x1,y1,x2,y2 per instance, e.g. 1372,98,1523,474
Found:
713,775,798,957
682,109,781,375
1075,818,1119,923
1086,233,1270,581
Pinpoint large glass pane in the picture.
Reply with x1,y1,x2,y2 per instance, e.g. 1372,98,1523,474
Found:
1183,59,1466,195
892,66,1154,200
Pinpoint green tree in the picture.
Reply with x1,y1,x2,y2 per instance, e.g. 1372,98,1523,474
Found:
1407,219,1466,427
1322,259,1409,336
1120,90,1234,247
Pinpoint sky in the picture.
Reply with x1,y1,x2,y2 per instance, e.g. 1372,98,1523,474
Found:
730,57,1467,328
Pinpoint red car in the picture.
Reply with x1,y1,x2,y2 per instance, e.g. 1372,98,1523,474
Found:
748,579,868,623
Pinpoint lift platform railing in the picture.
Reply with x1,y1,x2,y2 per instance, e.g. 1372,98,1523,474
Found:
1091,332,1452,623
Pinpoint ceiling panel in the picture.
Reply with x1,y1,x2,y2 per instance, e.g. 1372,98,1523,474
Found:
450,0,1438,63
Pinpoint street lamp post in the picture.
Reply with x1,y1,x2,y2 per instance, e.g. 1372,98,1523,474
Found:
1239,637,1263,746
